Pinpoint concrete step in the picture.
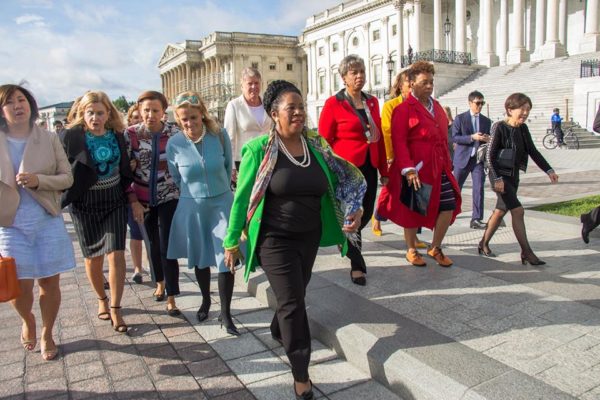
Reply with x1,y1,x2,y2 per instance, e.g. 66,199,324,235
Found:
243,248,577,400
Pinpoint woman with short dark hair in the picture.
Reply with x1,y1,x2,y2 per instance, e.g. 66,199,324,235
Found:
479,93,558,263
378,61,461,267
126,90,181,315
318,54,387,286
0,84,75,360
224,80,365,399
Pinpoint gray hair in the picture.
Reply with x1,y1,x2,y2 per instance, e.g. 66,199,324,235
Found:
241,67,261,82
338,54,365,77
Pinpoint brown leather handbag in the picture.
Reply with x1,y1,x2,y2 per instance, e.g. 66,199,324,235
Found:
0,252,20,302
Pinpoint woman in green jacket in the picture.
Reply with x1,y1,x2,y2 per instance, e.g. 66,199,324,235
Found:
223,81,365,400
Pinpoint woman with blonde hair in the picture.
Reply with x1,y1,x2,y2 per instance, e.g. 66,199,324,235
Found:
166,91,238,334
62,91,140,333
0,84,76,360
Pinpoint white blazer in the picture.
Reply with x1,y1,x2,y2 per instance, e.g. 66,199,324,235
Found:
223,95,271,163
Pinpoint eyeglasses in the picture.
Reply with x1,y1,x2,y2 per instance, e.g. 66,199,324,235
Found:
174,94,201,106
472,101,486,106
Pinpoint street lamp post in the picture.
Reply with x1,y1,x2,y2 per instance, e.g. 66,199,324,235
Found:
386,54,396,96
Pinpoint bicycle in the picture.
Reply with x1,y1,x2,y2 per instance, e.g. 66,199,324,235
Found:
542,126,579,150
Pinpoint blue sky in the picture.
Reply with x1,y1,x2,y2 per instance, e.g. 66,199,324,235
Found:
0,0,341,106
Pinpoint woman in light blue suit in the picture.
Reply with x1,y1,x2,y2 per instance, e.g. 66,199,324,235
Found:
166,91,240,336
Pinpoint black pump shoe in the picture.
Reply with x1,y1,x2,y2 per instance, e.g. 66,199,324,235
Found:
294,380,314,400
196,301,211,322
218,315,240,336
350,271,366,286
521,253,546,266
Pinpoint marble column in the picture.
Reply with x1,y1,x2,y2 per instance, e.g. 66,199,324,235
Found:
534,0,546,56
540,0,566,58
480,0,499,66
324,36,331,95
506,0,529,64
455,0,466,53
413,0,422,52
499,0,508,64
579,0,599,52
558,0,566,47
394,0,405,66
433,0,441,50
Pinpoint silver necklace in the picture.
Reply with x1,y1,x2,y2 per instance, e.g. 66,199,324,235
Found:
278,134,311,168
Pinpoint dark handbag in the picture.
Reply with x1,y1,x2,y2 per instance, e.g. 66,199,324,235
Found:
496,148,515,170
0,253,20,303
400,176,432,216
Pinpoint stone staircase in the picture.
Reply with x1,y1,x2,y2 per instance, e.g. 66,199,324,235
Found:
437,51,600,148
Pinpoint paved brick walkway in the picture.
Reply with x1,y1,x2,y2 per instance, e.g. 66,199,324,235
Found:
1,146,599,400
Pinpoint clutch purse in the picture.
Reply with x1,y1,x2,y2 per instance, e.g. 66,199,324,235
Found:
400,176,432,216
0,253,20,303
496,148,515,170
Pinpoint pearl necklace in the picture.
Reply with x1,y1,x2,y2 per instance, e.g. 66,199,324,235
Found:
184,125,206,143
278,134,311,168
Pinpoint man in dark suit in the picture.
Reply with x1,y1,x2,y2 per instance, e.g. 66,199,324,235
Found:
452,91,491,229
581,104,600,243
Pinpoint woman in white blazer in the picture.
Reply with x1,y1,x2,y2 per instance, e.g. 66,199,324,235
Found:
223,67,271,185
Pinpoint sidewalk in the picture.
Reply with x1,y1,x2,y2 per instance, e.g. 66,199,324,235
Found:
1,147,599,399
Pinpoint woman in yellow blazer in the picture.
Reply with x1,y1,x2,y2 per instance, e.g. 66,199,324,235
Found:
0,84,75,361
372,70,426,247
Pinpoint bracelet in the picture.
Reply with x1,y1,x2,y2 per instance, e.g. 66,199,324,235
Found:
224,244,240,252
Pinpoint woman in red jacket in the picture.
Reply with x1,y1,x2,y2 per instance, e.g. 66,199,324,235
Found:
378,61,461,267
318,54,387,286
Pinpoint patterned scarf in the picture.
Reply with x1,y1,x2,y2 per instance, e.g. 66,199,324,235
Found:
246,127,366,246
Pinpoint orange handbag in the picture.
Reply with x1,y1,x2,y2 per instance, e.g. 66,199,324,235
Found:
0,252,20,302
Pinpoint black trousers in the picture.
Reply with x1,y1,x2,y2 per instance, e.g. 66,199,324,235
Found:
347,155,378,272
144,199,180,296
257,225,321,382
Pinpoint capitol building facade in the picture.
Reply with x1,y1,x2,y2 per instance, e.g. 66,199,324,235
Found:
301,0,599,124
158,0,599,127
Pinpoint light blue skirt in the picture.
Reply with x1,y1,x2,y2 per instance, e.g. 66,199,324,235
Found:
0,202,76,280
168,191,233,273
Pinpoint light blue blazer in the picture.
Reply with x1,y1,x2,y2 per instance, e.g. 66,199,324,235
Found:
166,128,232,199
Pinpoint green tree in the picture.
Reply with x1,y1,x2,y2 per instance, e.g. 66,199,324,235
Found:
112,95,134,112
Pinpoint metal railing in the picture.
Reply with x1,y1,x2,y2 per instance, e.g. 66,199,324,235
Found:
400,49,472,67
580,59,600,78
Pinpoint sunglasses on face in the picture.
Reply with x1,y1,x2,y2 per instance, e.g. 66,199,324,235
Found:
174,94,201,106
472,101,486,106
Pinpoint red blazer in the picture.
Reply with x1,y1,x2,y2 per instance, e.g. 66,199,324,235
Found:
318,91,387,176
377,93,461,229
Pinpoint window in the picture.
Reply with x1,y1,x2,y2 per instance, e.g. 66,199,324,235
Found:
392,24,397,36
269,63,276,71
318,73,326,94
318,46,324,56
352,37,359,47
251,62,259,69
332,42,339,52
373,63,382,85
286,63,293,71
373,29,381,41
332,74,340,91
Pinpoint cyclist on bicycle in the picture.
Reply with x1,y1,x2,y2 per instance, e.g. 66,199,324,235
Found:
551,108,564,146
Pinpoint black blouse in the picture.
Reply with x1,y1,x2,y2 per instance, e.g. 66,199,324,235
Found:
487,121,552,181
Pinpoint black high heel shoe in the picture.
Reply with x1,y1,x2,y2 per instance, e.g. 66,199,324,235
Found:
196,300,211,322
294,380,314,400
521,253,546,266
110,306,128,334
350,270,366,286
477,242,496,258
218,315,240,336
